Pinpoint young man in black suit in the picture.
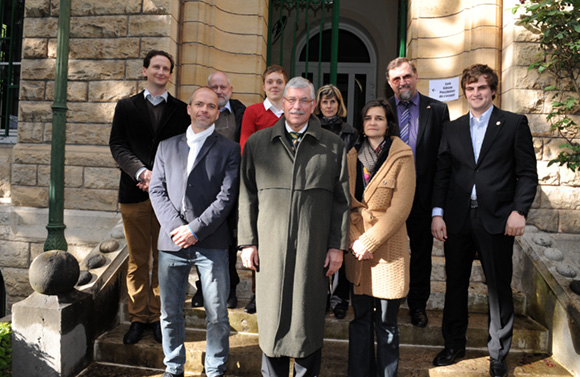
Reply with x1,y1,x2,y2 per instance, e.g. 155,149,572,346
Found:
387,57,450,328
109,50,190,345
431,64,538,377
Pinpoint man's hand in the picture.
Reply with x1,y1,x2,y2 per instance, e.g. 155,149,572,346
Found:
137,169,153,192
505,211,526,236
431,216,447,242
324,248,343,277
241,246,259,271
350,240,373,261
170,225,197,249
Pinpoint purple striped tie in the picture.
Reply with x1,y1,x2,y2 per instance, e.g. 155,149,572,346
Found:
399,101,411,144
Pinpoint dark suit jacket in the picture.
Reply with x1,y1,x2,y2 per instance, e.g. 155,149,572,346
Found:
230,98,247,143
109,91,190,204
389,93,450,211
432,107,538,235
149,130,241,251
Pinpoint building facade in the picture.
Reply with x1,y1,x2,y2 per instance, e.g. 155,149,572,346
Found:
0,0,577,313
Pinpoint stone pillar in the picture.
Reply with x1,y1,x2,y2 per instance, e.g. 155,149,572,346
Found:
12,291,94,377
406,0,502,119
180,0,270,104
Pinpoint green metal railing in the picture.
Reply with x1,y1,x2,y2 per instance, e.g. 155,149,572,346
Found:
0,0,23,137
267,0,340,87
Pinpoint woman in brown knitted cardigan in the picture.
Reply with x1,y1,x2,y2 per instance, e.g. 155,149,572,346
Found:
345,98,416,377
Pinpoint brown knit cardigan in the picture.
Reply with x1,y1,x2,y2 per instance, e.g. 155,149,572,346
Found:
345,136,416,299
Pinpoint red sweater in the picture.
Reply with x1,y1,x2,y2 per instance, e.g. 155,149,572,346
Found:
240,102,282,153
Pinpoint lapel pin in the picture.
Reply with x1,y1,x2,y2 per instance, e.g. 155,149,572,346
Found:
426,106,431,109
496,121,501,126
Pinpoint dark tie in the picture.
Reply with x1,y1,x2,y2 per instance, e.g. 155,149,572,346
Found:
289,131,302,151
399,101,411,144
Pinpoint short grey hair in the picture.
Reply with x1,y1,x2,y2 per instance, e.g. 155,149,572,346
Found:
283,77,316,100
207,71,232,86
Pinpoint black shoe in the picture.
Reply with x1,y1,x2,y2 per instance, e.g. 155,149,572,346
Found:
123,321,147,345
433,347,465,366
245,294,256,314
150,321,162,344
227,289,238,309
191,289,204,308
162,372,184,377
333,306,347,319
490,359,508,377
410,309,428,328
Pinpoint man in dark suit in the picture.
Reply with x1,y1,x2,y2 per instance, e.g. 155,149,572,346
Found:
149,87,240,377
190,71,246,309
387,57,450,328
431,64,538,377
109,50,190,345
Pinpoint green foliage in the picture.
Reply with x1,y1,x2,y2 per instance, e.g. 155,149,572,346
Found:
513,0,580,171
0,323,11,376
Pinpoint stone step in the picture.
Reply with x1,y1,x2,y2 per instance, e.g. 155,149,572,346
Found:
184,306,548,352
92,324,567,377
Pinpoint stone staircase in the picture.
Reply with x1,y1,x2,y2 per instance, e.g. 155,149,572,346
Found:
82,242,573,376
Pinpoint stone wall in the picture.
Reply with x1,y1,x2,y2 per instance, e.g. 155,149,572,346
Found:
502,0,580,233
406,0,502,120
179,0,269,105
14,0,184,210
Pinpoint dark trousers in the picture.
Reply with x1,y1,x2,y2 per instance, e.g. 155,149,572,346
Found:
442,207,515,361
406,202,433,312
349,289,401,377
330,264,350,309
261,348,322,377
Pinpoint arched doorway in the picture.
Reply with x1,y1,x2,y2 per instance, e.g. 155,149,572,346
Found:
296,24,377,126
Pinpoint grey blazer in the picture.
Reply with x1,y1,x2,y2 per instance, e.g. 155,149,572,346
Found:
149,130,241,251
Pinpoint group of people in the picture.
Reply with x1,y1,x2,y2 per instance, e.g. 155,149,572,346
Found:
109,50,538,377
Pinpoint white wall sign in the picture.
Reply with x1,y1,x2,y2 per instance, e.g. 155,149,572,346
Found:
429,77,459,102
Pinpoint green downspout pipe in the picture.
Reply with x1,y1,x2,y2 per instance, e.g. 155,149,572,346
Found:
398,0,407,57
44,0,71,251
329,0,339,85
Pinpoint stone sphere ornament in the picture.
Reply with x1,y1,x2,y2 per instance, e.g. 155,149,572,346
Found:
29,250,80,295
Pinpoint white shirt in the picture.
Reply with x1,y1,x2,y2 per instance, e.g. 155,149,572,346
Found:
143,89,168,106
186,124,215,175
432,105,494,217
264,98,284,118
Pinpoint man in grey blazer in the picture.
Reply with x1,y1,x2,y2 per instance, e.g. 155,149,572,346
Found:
149,87,241,377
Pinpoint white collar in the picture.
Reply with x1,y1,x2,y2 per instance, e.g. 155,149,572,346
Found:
285,122,308,134
186,124,215,146
144,89,168,104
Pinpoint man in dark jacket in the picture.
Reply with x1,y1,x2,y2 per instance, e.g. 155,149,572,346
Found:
189,71,247,309
431,64,538,377
109,50,190,345
387,57,450,328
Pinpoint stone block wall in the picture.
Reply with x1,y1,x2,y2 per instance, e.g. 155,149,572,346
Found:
14,0,184,211
406,0,502,120
179,0,269,105
502,0,580,233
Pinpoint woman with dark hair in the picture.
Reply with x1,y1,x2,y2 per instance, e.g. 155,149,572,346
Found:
345,98,416,376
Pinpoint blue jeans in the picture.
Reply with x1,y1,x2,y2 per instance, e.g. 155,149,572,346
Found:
158,247,230,377
349,290,401,377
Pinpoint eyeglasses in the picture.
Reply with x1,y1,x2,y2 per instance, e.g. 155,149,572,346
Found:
389,74,414,84
209,85,229,91
284,97,314,105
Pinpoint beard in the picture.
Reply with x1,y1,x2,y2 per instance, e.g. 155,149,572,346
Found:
398,85,413,101
218,96,228,108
